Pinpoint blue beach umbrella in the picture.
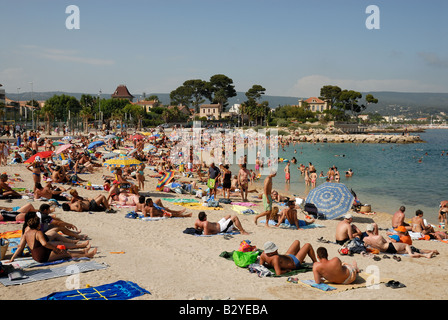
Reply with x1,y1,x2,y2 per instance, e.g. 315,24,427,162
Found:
305,182,354,220
88,140,105,149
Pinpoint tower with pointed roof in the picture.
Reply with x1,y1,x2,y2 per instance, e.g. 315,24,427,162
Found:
111,84,134,102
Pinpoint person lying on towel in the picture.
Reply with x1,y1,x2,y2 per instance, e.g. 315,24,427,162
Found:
142,198,192,218
194,211,249,235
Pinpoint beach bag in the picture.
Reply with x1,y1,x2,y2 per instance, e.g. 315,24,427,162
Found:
207,200,220,207
219,198,231,204
345,238,367,254
207,178,216,189
233,250,259,268
238,240,257,252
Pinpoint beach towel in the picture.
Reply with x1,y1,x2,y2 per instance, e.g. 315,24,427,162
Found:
38,280,150,300
232,205,259,215
0,261,108,287
174,202,223,210
298,272,392,293
231,202,258,207
258,219,324,229
161,198,199,203
156,171,174,191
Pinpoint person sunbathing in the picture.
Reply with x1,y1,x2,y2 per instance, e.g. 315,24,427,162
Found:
0,203,41,222
0,173,23,199
34,182,70,201
142,198,192,218
194,211,248,235
363,228,439,258
63,194,116,213
9,212,96,263
259,240,317,276
313,247,359,285
275,201,315,229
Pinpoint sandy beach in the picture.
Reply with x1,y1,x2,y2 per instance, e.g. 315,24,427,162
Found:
1,136,448,303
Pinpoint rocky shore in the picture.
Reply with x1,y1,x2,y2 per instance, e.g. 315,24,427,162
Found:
287,131,425,144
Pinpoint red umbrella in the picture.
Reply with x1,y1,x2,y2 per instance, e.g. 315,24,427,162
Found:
24,151,54,163
131,134,143,140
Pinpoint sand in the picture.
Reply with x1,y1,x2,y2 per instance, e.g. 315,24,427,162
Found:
1,142,448,302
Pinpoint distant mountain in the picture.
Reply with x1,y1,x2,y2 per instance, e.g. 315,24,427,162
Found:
361,91,448,115
6,90,448,116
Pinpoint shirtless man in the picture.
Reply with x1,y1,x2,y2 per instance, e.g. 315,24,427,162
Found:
142,198,192,218
194,211,249,235
276,200,315,229
0,173,22,199
34,182,69,201
259,240,317,276
313,247,359,285
363,228,439,258
335,214,363,245
254,171,277,227
237,163,250,202
62,194,116,213
392,206,411,230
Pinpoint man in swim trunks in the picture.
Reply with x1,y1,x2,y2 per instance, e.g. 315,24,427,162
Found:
313,247,359,285
363,228,439,258
391,206,411,230
194,212,249,235
335,214,363,245
142,198,192,218
259,240,317,276
237,163,250,202
62,194,116,213
254,171,276,227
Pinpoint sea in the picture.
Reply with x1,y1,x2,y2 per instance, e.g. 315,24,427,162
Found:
227,128,448,224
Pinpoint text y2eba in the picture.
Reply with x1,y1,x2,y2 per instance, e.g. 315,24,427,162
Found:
179,304,268,317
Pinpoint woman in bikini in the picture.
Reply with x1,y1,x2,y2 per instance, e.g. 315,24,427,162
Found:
27,157,45,184
9,212,96,263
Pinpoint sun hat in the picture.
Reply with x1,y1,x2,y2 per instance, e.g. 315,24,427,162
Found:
344,213,352,219
263,241,278,254
366,224,375,232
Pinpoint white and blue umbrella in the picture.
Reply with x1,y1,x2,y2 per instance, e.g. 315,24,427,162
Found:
305,183,354,220
62,136,74,141
88,140,105,149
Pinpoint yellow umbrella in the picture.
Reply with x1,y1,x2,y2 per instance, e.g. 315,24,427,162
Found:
103,156,142,168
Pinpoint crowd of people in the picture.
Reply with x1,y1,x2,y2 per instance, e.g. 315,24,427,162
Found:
0,125,445,289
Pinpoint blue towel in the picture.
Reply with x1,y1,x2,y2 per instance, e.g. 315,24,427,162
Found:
301,280,336,291
38,280,150,300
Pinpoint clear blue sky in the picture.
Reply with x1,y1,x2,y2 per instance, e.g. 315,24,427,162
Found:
1,0,447,98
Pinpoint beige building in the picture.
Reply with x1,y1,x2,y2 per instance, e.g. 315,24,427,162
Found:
199,104,221,120
298,97,330,112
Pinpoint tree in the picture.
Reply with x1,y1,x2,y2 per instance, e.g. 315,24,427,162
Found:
320,85,342,109
183,79,208,114
39,103,56,134
170,85,193,108
79,106,93,133
243,85,267,126
123,104,146,130
206,74,237,118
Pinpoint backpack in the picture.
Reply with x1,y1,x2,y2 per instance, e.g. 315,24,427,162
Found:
233,250,260,268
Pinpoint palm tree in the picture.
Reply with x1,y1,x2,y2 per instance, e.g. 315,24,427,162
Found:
79,106,93,133
39,104,56,135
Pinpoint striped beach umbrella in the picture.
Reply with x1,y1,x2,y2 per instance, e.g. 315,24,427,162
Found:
305,182,354,220
103,156,141,168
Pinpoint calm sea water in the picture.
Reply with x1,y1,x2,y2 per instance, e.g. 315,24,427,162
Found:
228,129,448,224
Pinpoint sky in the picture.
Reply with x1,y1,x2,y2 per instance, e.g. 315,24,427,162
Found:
1,0,448,99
